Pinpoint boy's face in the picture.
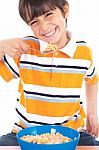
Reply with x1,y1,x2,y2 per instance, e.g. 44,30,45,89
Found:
28,6,69,48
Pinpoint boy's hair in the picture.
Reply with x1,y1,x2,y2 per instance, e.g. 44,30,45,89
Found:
19,0,69,24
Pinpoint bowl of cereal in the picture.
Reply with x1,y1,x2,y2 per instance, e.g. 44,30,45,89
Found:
16,125,80,150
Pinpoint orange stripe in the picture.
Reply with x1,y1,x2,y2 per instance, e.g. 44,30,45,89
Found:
18,121,27,128
19,94,26,107
62,118,85,129
74,46,92,60
0,62,14,81
12,128,19,134
25,99,80,117
18,82,26,107
85,75,99,85
20,69,84,88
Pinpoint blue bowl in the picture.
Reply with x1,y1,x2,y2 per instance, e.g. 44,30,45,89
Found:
16,125,80,150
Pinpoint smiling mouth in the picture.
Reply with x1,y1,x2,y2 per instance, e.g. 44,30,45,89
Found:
43,27,57,38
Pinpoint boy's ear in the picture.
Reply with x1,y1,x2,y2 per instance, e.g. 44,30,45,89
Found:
64,4,69,18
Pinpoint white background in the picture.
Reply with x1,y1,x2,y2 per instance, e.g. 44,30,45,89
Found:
0,0,99,136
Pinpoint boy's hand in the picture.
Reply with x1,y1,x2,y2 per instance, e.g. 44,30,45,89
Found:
86,114,99,137
0,38,30,58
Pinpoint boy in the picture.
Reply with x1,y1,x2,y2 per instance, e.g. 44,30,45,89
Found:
0,0,99,146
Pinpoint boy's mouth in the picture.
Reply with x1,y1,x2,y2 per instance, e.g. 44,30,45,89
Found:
42,27,57,38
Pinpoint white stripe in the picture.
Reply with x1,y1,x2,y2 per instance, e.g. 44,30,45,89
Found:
17,92,21,100
76,42,87,46
23,83,81,96
84,64,96,78
20,54,91,68
13,124,22,131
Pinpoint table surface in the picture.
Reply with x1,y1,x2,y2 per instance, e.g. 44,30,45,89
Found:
0,146,99,150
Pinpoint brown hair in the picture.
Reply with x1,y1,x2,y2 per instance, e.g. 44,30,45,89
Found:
19,0,69,24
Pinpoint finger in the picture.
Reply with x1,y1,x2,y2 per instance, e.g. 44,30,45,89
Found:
86,127,92,135
86,121,92,135
14,47,24,54
10,38,30,54
91,126,98,137
6,48,21,58
17,39,30,52
88,121,98,137
12,44,26,54
89,117,98,137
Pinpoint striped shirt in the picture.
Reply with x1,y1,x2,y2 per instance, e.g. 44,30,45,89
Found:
0,36,98,133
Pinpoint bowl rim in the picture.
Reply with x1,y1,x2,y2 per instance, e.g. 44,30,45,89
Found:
16,125,80,146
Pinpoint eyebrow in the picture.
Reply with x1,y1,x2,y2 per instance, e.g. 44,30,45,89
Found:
27,9,54,24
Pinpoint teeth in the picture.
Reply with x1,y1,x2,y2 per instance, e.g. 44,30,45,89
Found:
44,29,55,37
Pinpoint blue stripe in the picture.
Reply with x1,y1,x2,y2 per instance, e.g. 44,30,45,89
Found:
25,95,79,103
20,64,86,74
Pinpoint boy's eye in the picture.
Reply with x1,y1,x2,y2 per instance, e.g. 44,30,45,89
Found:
30,20,38,26
45,12,53,17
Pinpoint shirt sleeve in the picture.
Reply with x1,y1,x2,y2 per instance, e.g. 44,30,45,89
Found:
0,54,20,82
84,47,99,84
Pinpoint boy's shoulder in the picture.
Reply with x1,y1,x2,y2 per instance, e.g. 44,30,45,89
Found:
74,40,92,59
76,40,91,50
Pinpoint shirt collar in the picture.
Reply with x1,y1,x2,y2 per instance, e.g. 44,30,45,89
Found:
60,36,77,58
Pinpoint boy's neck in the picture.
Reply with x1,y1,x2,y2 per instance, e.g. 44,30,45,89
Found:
57,35,70,49
57,31,70,49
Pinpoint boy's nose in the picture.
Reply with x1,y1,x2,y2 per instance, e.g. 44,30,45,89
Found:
39,21,49,34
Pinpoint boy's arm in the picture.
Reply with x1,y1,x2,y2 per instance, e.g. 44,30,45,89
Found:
85,81,99,137
0,38,30,81
0,38,30,58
